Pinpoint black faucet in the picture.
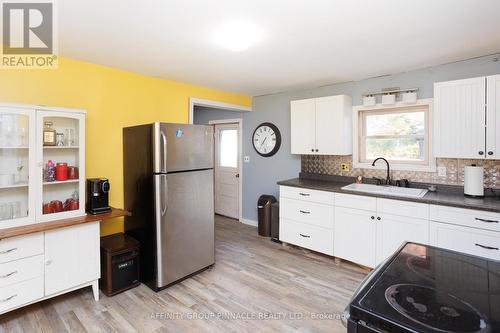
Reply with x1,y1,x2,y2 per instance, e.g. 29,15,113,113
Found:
372,157,391,185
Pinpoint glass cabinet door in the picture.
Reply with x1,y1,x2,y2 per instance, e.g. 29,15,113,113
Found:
38,111,85,221
0,107,34,227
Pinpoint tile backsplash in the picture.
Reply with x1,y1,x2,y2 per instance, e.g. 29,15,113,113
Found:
301,155,500,188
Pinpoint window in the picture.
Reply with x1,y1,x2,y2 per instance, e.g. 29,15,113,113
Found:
358,104,431,169
218,128,238,168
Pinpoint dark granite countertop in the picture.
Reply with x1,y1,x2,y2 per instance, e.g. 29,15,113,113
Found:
277,174,500,213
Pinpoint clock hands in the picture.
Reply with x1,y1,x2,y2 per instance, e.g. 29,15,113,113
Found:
260,136,268,147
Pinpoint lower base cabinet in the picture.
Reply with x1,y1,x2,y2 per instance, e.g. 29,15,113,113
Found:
334,207,376,268
280,218,334,255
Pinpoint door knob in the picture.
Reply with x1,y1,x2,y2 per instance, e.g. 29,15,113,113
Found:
235,174,240,178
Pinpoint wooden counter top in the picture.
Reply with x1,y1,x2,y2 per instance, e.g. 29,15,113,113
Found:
0,207,131,240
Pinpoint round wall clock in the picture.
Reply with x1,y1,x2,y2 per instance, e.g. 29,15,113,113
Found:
252,122,281,157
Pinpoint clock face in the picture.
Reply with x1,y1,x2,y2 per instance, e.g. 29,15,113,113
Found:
252,123,281,157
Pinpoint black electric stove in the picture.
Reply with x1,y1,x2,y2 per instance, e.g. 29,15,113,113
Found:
347,243,500,333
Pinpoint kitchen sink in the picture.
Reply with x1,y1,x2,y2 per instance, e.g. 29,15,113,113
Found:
341,183,428,198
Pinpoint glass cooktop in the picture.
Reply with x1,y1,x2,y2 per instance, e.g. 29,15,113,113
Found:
356,243,500,333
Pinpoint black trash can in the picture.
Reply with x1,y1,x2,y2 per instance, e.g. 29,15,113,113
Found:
271,202,280,242
257,195,277,237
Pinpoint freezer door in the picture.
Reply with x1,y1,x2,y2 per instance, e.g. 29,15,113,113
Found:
154,169,215,287
154,123,213,173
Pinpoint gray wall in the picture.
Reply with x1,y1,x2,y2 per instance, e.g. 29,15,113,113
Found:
193,106,243,125
242,54,500,222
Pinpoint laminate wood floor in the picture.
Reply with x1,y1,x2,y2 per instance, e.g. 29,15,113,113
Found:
0,215,367,333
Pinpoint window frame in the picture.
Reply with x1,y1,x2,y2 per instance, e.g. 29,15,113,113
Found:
353,99,435,172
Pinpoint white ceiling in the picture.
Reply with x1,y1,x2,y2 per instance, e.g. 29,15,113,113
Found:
59,0,500,96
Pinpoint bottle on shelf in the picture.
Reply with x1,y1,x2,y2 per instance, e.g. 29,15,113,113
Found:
45,160,55,182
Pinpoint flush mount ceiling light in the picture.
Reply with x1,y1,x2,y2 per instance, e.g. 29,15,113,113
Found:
213,21,262,52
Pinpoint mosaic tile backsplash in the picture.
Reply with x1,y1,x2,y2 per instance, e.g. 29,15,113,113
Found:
301,155,500,189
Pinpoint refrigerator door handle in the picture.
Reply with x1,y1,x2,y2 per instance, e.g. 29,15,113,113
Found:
160,130,167,173
154,176,164,285
161,175,168,216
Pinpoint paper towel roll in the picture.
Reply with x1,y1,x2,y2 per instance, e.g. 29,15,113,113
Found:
464,165,484,197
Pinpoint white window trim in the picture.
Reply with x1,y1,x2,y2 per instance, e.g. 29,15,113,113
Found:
353,98,435,172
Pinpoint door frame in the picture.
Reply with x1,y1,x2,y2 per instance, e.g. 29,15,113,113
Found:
209,118,243,222
188,98,251,124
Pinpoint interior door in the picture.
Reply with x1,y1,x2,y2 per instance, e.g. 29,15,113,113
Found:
290,99,316,154
214,123,239,219
487,75,500,159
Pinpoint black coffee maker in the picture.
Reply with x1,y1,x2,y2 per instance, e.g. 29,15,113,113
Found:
87,178,111,214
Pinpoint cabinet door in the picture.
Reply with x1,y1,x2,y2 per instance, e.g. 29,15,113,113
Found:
44,222,100,296
36,110,85,221
334,207,376,268
434,77,486,158
0,107,35,229
376,214,429,265
290,99,316,154
315,95,352,155
486,75,500,159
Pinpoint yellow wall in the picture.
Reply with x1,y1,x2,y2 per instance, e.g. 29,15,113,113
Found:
0,57,251,235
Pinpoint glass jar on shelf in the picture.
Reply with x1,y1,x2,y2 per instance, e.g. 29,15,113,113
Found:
43,121,56,146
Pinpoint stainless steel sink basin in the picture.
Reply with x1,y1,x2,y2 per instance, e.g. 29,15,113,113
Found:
341,183,428,198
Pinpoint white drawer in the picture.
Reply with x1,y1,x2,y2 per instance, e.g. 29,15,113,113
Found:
377,199,429,220
430,205,500,233
0,255,44,288
280,186,334,205
280,198,334,229
335,193,376,211
0,233,44,264
430,222,500,261
280,219,334,255
0,276,44,314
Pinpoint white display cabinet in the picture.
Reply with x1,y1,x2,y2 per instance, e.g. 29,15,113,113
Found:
0,104,86,228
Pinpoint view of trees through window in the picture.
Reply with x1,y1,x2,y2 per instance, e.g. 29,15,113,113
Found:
362,110,426,161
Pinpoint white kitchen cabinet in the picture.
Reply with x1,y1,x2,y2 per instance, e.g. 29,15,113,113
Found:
290,95,352,155
44,222,100,298
487,74,500,158
334,206,377,268
434,76,500,159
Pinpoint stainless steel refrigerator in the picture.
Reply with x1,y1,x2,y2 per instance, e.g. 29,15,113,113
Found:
123,122,214,291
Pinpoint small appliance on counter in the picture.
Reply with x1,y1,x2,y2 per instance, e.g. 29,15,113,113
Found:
87,178,111,214
100,233,140,296
464,164,484,197
344,242,500,333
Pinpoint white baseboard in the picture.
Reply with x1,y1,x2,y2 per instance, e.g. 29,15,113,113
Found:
240,218,258,227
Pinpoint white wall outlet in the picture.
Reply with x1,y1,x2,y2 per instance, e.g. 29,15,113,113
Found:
243,156,250,163
437,166,447,177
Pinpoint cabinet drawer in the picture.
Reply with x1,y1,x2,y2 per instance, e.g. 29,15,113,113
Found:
430,205,500,232
0,276,44,314
377,199,429,220
0,255,44,288
280,186,334,205
280,219,333,255
280,198,334,229
335,193,376,211
0,233,44,264
430,222,500,261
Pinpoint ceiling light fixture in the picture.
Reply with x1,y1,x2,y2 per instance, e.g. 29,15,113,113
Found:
213,21,261,52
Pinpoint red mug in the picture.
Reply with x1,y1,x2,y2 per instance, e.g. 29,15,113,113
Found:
55,163,68,181
68,166,79,180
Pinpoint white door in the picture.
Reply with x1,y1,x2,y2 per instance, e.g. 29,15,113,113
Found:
290,99,316,154
434,77,486,158
214,123,239,219
487,74,500,159
376,214,429,265
44,222,100,296
334,207,377,268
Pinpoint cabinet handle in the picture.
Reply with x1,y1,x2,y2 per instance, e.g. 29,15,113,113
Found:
475,243,499,251
0,271,17,279
475,218,499,224
488,151,494,156
315,149,319,152
299,234,311,238
0,294,17,303
478,151,484,155
370,216,375,220
377,217,381,221
46,259,52,266
311,149,314,152
299,193,310,197
299,210,310,214
0,248,17,255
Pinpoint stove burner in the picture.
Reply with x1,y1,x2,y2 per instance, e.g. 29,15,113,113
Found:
385,284,489,333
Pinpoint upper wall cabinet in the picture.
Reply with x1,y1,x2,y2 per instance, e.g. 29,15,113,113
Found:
434,75,500,159
290,95,352,155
